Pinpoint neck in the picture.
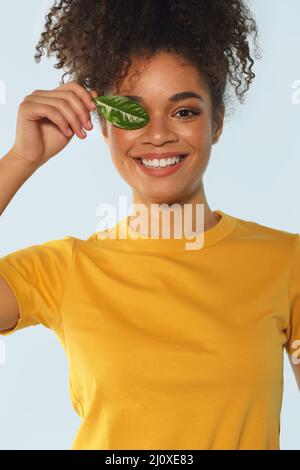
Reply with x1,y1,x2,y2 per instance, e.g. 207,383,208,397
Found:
129,183,221,238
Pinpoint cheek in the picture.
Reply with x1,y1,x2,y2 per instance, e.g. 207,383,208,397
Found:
110,152,131,176
183,118,212,144
109,125,134,148
198,123,214,152
108,128,132,167
111,154,124,172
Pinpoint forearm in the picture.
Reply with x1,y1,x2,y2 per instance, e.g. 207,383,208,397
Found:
0,149,40,216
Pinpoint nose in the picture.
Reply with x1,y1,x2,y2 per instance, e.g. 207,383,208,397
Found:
140,115,179,145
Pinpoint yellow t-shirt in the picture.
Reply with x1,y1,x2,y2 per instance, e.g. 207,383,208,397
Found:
0,209,299,450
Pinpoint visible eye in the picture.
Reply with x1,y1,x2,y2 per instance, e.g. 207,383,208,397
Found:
174,108,201,119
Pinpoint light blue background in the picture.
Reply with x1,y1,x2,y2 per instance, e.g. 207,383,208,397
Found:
0,0,299,449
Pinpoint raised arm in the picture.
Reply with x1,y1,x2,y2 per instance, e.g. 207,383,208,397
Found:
0,81,96,331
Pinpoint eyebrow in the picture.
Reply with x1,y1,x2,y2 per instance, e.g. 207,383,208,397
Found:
122,91,204,103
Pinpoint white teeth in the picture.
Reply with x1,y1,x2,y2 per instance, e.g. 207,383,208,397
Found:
140,155,184,168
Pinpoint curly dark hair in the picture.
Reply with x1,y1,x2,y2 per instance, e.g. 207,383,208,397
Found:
34,0,262,126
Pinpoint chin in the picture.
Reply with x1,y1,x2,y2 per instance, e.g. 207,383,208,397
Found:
141,191,185,206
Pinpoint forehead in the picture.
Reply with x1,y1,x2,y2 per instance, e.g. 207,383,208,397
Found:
116,52,209,97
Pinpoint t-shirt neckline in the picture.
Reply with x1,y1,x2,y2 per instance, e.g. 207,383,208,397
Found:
110,209,236,253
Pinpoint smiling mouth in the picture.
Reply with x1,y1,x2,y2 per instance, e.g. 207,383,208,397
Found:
134,154,189,168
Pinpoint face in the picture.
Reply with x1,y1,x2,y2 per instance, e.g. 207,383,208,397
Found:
100,52,224,206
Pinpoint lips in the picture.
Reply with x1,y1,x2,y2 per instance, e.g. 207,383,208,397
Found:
132,151,190,178
131,152,189,160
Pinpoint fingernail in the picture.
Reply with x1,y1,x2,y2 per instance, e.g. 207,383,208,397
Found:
86,120,93,129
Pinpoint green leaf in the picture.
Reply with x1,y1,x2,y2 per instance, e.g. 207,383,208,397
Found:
92,95,150,130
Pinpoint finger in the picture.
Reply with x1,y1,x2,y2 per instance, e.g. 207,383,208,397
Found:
21,101,74,138
90,89,98,99
25,94,87,139
54,81,97,111
33,89,93,131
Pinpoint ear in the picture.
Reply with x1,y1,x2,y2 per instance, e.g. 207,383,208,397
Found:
212,103,225,145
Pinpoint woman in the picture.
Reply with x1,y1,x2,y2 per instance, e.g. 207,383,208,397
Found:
0,0,299,450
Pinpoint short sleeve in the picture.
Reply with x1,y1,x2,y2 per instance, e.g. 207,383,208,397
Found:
0,236,75,336
285,233,300,355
